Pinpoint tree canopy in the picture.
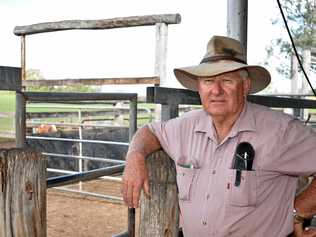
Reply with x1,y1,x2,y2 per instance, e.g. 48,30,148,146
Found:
266,0,315,78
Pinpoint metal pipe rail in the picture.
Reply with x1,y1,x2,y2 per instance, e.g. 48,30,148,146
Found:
43,152,125,164
47,164,125,188
54,187,123,203
26,136,129,146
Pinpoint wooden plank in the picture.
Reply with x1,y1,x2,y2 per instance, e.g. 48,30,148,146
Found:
0,66,21,91
139,151,179,237
22,77,160,87
16,92,26,148
146,86,201,105
161,104,179,121
247,95,316,109
146,86,316,109
14,14,181,36
24,92,137,102
0,148,46,237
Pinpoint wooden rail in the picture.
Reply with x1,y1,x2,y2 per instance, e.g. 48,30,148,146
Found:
146,86,316,120
22,76,160,87
24,92,137,102
14,14,181,36
0,66,21,91
0,148,46,237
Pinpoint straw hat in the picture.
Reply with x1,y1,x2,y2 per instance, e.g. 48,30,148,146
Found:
174,35,271,94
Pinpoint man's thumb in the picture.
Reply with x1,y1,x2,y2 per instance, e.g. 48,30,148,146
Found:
143,179,151,199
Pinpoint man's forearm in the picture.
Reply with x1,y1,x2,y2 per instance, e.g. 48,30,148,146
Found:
127,125,162,159
295,178,316,219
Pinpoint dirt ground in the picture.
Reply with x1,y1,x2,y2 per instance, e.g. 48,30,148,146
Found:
47,180,130,237
0,141,135,237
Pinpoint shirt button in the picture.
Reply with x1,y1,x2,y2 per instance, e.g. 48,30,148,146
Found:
206,194,210,199
212,170,216,175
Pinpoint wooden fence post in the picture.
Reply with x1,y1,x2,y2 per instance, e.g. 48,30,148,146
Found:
139,151,179,237
0,148,46,237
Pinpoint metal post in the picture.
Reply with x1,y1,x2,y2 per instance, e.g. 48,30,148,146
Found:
227,0,248,59
302,49,311,119
291,54,302,118
16,35,26,148
129,97,137,141
128,96,137,237
78,109,83,190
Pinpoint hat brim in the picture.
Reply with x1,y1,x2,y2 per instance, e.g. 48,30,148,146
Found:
174,61,271,94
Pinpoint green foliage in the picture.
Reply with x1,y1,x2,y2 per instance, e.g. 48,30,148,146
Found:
266,0,315,78
25,69,98,93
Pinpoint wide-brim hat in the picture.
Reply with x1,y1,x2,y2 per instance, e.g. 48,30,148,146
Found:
174,36,271,94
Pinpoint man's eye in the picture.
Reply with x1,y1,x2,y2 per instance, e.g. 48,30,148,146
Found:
223,79,233,83
204,79,213,84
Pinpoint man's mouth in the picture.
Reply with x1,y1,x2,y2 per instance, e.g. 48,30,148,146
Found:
211,100,225,103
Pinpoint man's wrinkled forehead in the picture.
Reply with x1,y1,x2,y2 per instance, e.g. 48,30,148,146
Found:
198,69,245,81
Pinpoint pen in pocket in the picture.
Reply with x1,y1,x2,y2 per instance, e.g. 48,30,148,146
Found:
178,163,195,169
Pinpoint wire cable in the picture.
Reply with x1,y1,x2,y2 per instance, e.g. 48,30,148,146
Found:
276,0,316,97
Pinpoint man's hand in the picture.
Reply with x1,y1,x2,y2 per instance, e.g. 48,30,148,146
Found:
294,222,316,237
121,151,150,208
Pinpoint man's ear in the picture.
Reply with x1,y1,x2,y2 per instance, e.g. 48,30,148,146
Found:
243,78,251,96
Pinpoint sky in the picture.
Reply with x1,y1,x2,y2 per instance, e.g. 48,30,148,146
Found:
0,0,297,95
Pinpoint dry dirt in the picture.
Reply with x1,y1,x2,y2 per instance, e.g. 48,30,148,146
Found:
47,180,130,237
0,141,135,237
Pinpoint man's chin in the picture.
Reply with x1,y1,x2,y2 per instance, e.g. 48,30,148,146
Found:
205,110,227,117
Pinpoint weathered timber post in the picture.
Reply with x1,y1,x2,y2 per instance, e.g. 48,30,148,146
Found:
0,148,46,237
139,151,179,237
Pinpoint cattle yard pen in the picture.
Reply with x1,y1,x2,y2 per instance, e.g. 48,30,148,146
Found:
25,93,137,202
0,5,316,237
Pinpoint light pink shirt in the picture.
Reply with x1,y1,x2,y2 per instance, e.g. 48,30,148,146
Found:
148,102,316,237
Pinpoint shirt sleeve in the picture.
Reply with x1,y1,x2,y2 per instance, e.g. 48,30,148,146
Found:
271,119,316,177
147,119,181,160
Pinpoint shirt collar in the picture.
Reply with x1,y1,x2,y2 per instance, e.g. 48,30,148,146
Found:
194,102,256,141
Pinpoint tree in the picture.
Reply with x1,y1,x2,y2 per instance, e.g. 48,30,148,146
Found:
25,69,98,92
266,0,315,79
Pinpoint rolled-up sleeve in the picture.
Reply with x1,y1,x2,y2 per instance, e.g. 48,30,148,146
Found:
271,120,316,177
147,119,181,160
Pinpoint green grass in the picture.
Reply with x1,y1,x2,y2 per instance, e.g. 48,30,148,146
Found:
0,91,15,112
0,117,14,132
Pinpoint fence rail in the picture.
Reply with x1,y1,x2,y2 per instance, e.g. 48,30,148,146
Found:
23,76,160,86
14,14,181,36
47,164,125,188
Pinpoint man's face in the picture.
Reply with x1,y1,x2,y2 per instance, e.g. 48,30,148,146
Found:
197,70,251,120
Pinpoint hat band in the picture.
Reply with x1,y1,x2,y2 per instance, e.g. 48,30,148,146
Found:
200,55,247,64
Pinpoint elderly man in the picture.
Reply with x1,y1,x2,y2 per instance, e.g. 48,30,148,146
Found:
122,36,316,237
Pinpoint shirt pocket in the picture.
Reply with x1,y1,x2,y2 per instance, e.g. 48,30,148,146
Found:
176,165,200,201
229,169,257,207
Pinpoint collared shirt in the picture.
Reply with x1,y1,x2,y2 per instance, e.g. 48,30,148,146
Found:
148,102,316,237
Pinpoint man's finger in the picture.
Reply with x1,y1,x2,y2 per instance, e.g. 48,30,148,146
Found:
121,182,128,204
303,227,316,237
143,178,151,199
126,183,134,207
132,183,142,208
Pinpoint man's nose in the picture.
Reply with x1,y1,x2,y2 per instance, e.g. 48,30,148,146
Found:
211,81,223,95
